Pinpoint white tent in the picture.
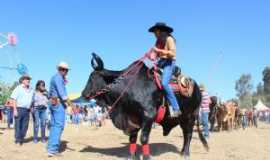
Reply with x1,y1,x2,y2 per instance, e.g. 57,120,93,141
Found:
254,100,269,111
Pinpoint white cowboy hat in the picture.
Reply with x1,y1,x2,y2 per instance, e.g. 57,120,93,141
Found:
57,61,69,69
199,84,206,91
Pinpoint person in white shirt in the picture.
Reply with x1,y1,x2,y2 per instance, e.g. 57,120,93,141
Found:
10,74,34,145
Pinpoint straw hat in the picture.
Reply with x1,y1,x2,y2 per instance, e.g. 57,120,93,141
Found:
57,61,69,69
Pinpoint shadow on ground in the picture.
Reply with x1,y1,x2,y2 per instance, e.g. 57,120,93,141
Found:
80,143,180,158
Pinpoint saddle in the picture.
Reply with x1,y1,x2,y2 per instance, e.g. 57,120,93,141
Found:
154,66,195,98
151,66,195,123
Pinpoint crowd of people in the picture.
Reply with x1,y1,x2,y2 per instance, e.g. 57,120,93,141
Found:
0,100,107,128
197,85,270,139
0,61,106,157
66,102,108,127
0,62,70,157
259,110,270,123
240,108,259,129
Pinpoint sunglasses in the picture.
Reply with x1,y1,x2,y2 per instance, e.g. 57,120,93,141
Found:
60,68,69,72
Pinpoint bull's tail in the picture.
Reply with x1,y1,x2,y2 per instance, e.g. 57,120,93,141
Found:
196,114,209,151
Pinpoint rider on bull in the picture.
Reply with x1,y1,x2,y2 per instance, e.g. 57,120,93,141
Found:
149,22,181,117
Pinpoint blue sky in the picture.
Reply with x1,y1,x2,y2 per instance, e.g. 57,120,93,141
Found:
0,0,270,100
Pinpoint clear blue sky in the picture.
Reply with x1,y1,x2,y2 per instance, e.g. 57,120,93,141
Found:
0,0,270,100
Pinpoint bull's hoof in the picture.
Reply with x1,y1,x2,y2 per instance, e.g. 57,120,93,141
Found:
143,155,152,160
127,153,140,160
180,151,190,159
184,155,190,160
180,150,184,156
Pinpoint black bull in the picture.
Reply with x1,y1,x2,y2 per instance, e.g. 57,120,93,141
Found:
81,53,209,159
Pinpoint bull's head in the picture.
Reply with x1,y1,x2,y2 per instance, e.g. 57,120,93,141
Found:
82,53,107,100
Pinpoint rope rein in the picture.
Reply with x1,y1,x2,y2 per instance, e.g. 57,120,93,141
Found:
89,54,154,113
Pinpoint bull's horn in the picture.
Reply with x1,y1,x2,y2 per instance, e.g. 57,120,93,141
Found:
91,52,104,71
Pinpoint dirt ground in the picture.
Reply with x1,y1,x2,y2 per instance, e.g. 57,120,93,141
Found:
0,120,270,160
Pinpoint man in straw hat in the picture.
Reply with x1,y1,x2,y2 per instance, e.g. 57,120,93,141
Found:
10,74,34,145
47,62,70,156
149,22,181,118
199,84,211,139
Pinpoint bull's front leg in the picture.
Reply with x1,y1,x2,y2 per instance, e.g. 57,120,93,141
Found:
140,112,155,160
209,118,215,132
127,130,140,160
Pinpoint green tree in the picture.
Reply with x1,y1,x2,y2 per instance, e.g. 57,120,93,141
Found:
257,82,264,96
263,67,270,105
235,74,253,108
0,82,18,105
252,82,265,105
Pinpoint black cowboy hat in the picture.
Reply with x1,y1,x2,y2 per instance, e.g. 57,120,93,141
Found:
148,22,173,33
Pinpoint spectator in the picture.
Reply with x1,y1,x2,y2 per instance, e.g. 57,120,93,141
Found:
242,109,248,130
72,105,80,124
32,80,49,143
66,105,72,123
247,110,253,127
267,111,270,123
94,103,102,127
0,105,3,123
252,108,258,128
5,100,14,129
47,62,69,157
199,84,211,139
10,74,34,146
87,107,96,127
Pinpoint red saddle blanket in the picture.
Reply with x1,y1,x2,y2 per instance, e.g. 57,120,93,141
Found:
154,76,194,123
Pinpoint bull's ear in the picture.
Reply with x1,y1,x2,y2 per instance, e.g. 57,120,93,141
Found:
91,52,104,71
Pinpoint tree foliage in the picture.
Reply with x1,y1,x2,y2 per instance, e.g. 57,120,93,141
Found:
235,74,253,108
263,67,270,104
0,81,18,105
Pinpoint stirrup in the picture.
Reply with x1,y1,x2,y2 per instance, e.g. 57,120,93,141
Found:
169,106,181,117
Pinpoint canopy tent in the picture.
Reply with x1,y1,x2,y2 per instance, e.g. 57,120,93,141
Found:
68,93,81,101
71,96,97,108
254,100,269,111
68,93,97,107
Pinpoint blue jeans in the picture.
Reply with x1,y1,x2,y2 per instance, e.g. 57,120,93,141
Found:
66,114,72,123
6,108,14,127
47,103,65,154
200,112,209,138
72,114,80,124
32,107,47,141
158,59,180,111
242,116,247,129
14,108,30,143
